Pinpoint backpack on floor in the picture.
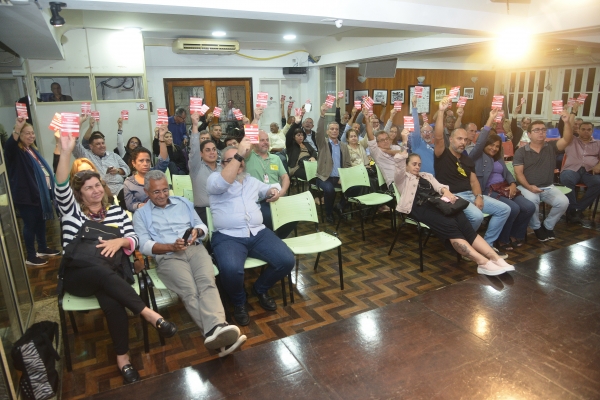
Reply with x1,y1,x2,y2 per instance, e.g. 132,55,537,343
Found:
11,321,60,400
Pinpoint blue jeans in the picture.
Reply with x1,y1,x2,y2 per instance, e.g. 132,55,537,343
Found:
455,191,511,246
317,177,342,217
517,185,569,230
487,192,536,243
260,200,297,239
211,229,295,306
16,204,48,257
560,167,600,211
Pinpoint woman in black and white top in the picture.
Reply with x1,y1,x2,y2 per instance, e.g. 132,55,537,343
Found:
55,132,178,384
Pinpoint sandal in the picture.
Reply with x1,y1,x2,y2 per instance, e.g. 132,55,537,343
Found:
512,239,525,247
496,242,514,252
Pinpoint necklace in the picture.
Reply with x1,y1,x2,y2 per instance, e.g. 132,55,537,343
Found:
86,206,107,222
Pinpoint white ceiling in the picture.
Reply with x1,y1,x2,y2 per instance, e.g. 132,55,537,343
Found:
1,0,599,67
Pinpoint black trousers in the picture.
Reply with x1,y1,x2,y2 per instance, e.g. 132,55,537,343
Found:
63,266,146,355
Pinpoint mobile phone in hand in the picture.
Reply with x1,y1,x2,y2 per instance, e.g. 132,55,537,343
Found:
182,228,194,242
265,191,275,200
106,166,114,173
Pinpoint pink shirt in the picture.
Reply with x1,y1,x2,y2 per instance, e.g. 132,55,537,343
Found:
563,137,600,172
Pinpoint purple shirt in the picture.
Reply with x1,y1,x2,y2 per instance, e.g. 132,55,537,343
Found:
487,161,505,186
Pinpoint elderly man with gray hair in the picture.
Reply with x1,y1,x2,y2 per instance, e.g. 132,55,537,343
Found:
133,169,245,356
168,107,188,146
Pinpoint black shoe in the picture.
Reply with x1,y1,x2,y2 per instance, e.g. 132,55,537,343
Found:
567,209,582,224
534,228,548,242
120,364,140,384
233,304,250,326
325,215,334,224
36,247,60,257
26,256,48,266
155,318,177,338
543,226,556,240
252,286,277,311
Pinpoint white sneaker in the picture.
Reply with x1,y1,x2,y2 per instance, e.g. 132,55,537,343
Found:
477,260,506,276
204,325,240,350
492,258,515,272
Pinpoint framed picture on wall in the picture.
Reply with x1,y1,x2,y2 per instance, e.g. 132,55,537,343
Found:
390,90,405,104
408,85,431,113
345,89,349,104
354,90,368,102
372,89,387,105
434,88,447,102
464,87,474,100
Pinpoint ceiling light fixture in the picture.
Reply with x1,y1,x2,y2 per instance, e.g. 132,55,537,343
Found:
283,34,296,40
212,31,226,37
495,29,531,59
357,75,367,83
417,76,425,84
49,2,66,27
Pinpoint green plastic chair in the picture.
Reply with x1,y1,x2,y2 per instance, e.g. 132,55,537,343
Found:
505,161,516,180
172,175,192,196
182,188,194,203
165,167,173,188
270,190,344,290
336,164,394,240
387,183,432,272
206,208,293,305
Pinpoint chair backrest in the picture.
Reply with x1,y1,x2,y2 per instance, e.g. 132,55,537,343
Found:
303,160,318,181
390,182,401,205
375,164,386,187
338,164,370,193
502,141,514,158
546,128,560,138
505,161,516,180
206,207,214,239
172,175,192,196
182,188,194,203
165,167,173,186
270,190,319,231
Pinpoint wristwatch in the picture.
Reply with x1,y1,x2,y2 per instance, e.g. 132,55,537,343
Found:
233,153,244,162
475,194,483,198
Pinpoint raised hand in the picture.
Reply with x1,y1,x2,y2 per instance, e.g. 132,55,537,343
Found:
206,112,214,123
351,107,358,116
60,132,77,153
320,103,328,117
13,117,26,133
158,124,167,140
439,97,450,111
389,108,397,119
411,95,417,108
456,107,464,117
89,117,96,129
237,137,252,157
190,112,200,126
117,117,123,130
255,107,264,119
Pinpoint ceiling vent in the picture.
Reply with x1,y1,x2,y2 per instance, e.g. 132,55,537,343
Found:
358,58,397,78
172,38,239,55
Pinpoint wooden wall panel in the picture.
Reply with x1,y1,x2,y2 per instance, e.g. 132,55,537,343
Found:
345,68,497,128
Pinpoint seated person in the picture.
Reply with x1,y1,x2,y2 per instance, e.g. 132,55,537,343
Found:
364,108,403,188
153,131,187,176
409,100,436,175
433,98,511,258
395,151,513,276
133,170,244,357
123,125,169,212
471,110,535,251
514,109,573,241
286,114,318,180
207,139,295,326
55,133,176,383
114,117,141,173
560,121,600,223
224,137,239,147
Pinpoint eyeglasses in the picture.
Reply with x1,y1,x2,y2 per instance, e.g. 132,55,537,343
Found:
74,170,98,180
151,188,170,196
222,158,244,165
422,130,433,134
530,128,547,134
377,137,390,143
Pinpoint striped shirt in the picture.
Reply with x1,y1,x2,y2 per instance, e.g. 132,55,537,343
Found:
55,182,138,249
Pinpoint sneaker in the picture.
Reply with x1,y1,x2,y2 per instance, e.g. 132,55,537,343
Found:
534,228,549,242
544,226,556,240
492,258,515,272
477,260,506,276
492,247,509,259
204,324,240,350
36,247,60,257
26,256,48,266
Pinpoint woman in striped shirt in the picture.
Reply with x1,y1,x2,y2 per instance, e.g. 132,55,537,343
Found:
55,132,177,384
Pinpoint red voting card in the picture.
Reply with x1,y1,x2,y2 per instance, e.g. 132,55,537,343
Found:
294,108,302,117
256,92,268,108
16,103,28,119
288,100,295,108
244,124,259,143
233,109,243,120
338,91,344,98
567,98,577,107
449,86,460,98
190,97,203,113
457,97,468,108
421,113,428,124
60,113,80,137
494,110,504,122
156,108,168,126
213,107,222,118
577,93,588,104
198,104,210,116
368,109,373,116
404,116,414,132
91,111,100,121
363,96,374,110
552,100,563,114
354,100,362,109
49,113,61,131
394,101,402,111
281,95,286,102
492,95,504,110
81,102,91,116
325,94,335,108
121,110,129,120
414,86,423,98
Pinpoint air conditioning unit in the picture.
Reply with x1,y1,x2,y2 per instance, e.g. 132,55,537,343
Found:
172,38,239,55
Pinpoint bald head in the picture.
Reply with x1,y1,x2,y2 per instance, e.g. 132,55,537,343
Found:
257,130,270,154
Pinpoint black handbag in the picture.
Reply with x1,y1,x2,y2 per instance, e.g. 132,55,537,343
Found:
415,179,470,216
57,219,134,294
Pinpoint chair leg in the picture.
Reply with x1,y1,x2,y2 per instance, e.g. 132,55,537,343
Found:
138,275,150,354
288,272,294,304
144,272,165,347
423,230,432,247
58,298,73,372
281,278,287,307
337,246,344,290
68,311,78,334
388,222,404,255
313,252,321,271
593,196,599,220
418,226,424,272
359,206,366,241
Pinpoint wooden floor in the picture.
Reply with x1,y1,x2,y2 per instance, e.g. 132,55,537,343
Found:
25,207,600,399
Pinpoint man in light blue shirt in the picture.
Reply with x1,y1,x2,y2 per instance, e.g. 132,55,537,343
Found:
207,138,295,326
133,170,245,356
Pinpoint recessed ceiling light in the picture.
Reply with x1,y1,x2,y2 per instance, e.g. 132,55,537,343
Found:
212,31,226,37
283,34,296,40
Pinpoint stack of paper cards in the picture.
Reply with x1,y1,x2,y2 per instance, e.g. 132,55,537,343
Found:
338,91,344,98
494,110,504,122
354,100,362,109
577,93,588,104
256,92,268,108
421,113,428,123
244,124,259,143
49,113,61,131
414,86,423,98
233,109,243,120
213,107,222,118
567,98,577,107
325,94,335,108
16,103,28,119
91,111,100,122
551,100,563,114
190,97,203,113
156,108,168,126
60,113,80,137
457,97,468,108
404,116,414,131
81,102,91,116
492,95,504,109
121,110,129,120
198,104,210,116
449,86,460,98
363,96,374,110
393,101,402,111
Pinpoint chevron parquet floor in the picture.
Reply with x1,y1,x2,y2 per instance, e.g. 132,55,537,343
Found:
23,207,600,399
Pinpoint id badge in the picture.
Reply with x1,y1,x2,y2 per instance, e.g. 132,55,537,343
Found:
263,174,269,183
